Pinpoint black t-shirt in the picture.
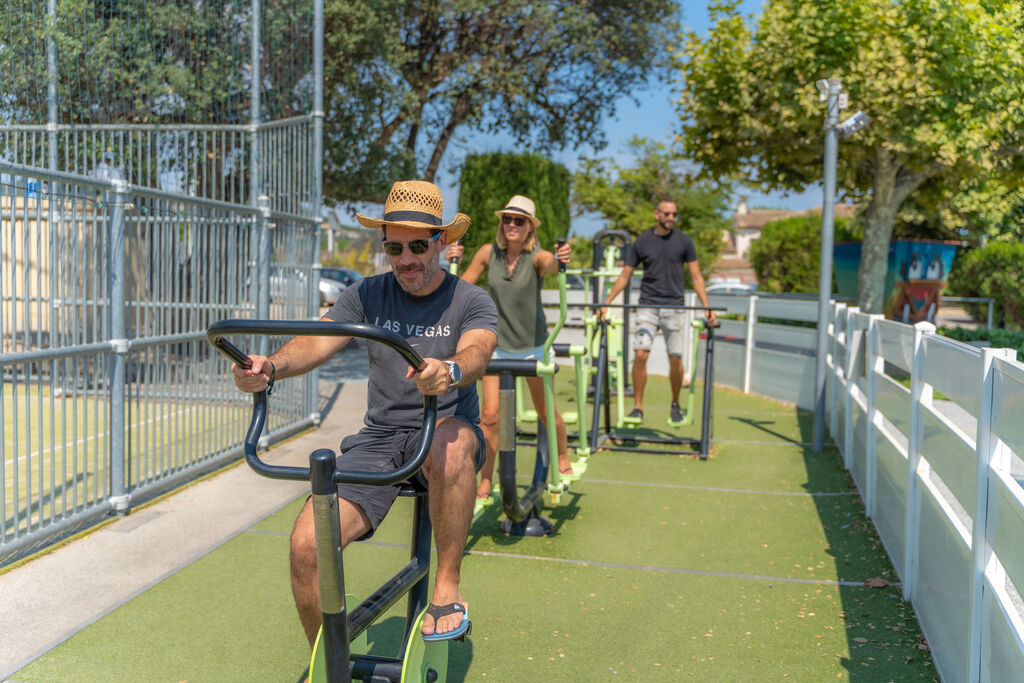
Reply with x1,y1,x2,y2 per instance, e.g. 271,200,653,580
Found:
325,271,497,429
625,228,698,305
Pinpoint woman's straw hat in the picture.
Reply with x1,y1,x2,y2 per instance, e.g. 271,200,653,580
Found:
356,180,470,242
494,195,541,228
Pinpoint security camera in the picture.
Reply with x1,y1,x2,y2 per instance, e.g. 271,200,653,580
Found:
838,111,871,138
816,79,830,102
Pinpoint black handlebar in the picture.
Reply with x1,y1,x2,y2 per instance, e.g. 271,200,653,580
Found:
206,319,437,486
555,237,567,273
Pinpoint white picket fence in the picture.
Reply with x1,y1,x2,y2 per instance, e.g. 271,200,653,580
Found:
545,289,1024,681
830,303,1024,682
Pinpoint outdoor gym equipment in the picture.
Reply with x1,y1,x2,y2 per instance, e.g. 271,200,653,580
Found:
587,304,721,460
207,319,458,683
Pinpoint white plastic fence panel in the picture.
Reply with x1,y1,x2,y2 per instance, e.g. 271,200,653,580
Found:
849,395,869,494
982,591,1024,683
876,320,915,374
991,357,1024,456
706,293,752,316
986,471,1024,607
754,297,819,322
717,319,747,341
752,321,817,352
873,437,908,572
875,373,911,439
748,346,816,409
707,338,744,391
919,404,977,514
921,335,982,419
914,485,972,683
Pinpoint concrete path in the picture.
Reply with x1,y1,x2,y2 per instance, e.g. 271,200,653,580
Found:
0,347,370,679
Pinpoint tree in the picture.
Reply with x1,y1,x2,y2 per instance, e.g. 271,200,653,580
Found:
675,0,1024,313
323,0,677,202
572,137,730,273
749,214,852,293
456,152,570,287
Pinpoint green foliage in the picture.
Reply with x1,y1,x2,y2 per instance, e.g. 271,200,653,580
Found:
323,0,678,201
749,215,850,293
1,0,309,125
947,240,1024,330
675,0,1024,312
457,152,570,287
572,137,730,273
937,327,1024,362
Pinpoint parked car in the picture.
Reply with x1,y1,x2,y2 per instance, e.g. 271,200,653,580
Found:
262,270,345,307
319,267,364,288
705,282,758,295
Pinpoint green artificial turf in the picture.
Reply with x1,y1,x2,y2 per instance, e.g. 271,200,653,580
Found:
15,375,937,681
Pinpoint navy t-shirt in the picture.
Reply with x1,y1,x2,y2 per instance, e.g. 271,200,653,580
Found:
325,271,497,429
625,228,698,305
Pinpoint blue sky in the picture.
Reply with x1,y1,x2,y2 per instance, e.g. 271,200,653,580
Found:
344,1,824,237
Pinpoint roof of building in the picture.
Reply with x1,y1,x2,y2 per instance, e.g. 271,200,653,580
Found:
733,201,858,231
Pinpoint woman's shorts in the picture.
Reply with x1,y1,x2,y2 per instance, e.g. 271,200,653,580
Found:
633,307,686,357
335,419,485,539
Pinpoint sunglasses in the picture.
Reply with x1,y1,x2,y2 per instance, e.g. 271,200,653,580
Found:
502,215,528,227
382,231,441,256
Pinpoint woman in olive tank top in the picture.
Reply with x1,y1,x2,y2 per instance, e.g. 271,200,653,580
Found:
446,195,573,499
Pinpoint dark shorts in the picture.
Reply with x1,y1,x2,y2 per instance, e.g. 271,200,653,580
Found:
336,418,485,539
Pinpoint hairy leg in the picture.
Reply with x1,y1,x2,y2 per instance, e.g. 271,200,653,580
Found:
290,497,371,647
668,353,684,405
420,417,478,636
632,348,650,410
524,375,570,472
476,374,499,497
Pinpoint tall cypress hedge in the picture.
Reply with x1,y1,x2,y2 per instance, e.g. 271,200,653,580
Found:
456,153,570,285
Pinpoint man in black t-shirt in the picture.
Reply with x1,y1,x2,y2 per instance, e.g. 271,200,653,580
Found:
599,200,716,424
232,180,497,646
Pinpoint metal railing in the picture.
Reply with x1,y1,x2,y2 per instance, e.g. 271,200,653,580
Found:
0,161,319,566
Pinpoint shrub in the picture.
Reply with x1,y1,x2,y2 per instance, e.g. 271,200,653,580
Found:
457,153,570,287
947,241,1024,330
748,215,850,293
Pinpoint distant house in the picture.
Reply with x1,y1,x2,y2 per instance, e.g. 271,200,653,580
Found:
711,198,858,285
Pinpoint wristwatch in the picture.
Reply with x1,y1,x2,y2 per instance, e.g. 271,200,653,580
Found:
443,360,462,387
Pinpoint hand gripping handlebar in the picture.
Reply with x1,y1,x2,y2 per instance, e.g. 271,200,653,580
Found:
206,319,437,485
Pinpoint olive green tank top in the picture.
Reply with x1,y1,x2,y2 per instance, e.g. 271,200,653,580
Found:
487,245,548,350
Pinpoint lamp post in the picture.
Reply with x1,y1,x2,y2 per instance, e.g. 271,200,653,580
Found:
812,78,870,453
812,77,842,453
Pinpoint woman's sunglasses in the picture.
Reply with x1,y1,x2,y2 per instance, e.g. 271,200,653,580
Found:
501,215,528,227
382,232,442,256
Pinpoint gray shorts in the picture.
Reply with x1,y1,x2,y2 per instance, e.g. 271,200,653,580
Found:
633,307,686,356
337,419,485,540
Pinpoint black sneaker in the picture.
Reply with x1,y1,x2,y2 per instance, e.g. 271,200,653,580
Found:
670,403,684,424
627,407,643,420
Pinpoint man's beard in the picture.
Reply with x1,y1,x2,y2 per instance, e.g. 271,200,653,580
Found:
394,259,439,294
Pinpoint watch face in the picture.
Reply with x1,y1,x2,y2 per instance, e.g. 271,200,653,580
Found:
447,361,461,383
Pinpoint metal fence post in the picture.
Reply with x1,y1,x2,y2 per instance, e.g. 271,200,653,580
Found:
106,172,131,514
256,195,272,357
309,0,325,425
902,320,935,601
743,294,757,394
864,314,884,519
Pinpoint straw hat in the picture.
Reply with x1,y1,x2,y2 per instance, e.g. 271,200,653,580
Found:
494,195,541,228
356,180,470,242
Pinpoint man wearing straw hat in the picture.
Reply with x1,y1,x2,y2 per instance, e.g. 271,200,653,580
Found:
232,180,497,644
